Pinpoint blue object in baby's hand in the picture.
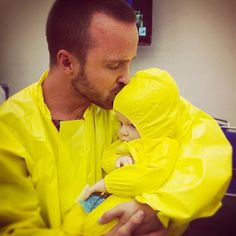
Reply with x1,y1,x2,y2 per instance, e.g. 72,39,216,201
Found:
80,193,109,213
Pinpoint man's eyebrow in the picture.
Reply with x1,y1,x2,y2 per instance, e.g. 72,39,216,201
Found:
105,56,137,64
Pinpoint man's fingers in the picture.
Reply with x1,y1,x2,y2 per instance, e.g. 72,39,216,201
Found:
123,210,144,231
105,210,145,236
115,210,144,236
99,205,124,224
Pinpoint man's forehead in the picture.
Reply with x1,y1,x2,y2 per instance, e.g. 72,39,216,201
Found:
91,12,122,30
90,12,137,39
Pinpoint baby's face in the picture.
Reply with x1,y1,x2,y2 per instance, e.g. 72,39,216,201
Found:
116,112,140,141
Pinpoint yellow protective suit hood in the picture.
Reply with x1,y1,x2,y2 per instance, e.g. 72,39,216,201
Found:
113,68,180,139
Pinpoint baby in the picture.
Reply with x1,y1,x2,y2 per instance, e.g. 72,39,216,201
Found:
81,109,177,201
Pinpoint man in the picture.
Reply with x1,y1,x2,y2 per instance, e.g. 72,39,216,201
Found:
0,1,231,236
0,1,167,235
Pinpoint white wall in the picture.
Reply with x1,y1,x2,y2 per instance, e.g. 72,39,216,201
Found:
1,0,236,125
0,0,53,92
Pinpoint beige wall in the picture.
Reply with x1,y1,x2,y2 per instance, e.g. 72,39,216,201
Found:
0,0,52,92
1,0,236,125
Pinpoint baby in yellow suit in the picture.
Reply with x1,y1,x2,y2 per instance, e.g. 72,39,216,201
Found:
64,68,231,236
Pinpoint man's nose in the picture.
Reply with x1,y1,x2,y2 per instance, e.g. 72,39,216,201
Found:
117,66,130,85
117,75,130,85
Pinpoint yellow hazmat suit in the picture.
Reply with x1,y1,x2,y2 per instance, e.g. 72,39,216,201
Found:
0,71,120,235
106,68,231,235
0,68,232,236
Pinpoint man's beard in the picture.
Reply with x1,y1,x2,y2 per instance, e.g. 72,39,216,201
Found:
71,70,124,110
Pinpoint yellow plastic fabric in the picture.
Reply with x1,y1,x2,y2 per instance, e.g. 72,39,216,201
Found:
108,68,232,236
0,71,120,235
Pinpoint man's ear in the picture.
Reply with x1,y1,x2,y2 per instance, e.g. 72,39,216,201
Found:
56,49,74,74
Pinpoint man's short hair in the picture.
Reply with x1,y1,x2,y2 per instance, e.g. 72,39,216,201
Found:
46,0,136,66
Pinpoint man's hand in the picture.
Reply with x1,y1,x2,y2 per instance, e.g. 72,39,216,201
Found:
99,200,168,236
104,210,144,236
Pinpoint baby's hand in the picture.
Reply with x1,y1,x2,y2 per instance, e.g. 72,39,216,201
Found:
80,185,94,200
115,155,134,168
81,179,107,200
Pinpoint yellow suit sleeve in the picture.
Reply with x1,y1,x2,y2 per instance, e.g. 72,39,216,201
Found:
135,115,232,233
104,137,179,197
102,140,131,174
